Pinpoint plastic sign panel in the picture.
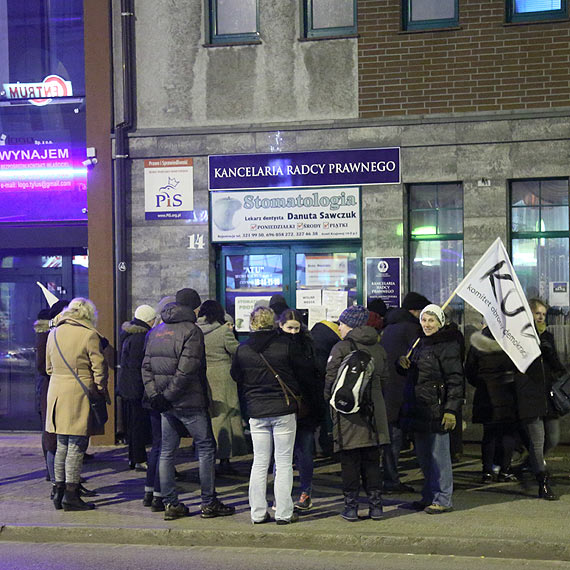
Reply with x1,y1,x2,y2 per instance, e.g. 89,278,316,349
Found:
0,143,87,222
144,158,194,220
365,257,401,308
209,148,400,190
211,187,360,242
3,75,73,106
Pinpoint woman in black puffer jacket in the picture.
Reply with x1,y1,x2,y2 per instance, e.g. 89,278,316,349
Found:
231,306,307,525
398,304,464,515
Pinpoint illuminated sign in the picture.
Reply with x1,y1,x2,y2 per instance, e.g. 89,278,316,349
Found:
2,75,73,106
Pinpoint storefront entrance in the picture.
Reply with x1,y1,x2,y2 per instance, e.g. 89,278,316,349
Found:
0,251,88,430
217,243,362,334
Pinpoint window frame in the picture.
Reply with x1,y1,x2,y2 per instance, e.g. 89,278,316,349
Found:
506,0,568,23
208,0,260,45
402,0,459,31
303,0,357,39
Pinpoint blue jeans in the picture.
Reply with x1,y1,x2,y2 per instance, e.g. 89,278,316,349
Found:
159,409,216,506
414,431,453,508
382,422,404,489
249,413,296,523
145,410,162,494
294,426,314,495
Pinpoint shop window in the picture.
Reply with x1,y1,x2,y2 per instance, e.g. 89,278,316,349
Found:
506,0,568,22
408,182,464,321
208,0,260,44
403,0,459,31
303,0,357,38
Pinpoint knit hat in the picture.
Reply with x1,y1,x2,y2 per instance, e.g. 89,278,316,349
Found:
420,304,445,327
402,292,431,311
175,288,201,310
48,299,70,320
368,298,387,316
338,305,369,329
134,304,157,324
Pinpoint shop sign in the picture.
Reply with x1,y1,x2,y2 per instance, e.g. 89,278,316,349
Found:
365,257,401,308
211,187,360,242
2,75,73,106
208,147,400,190
144,158,194,220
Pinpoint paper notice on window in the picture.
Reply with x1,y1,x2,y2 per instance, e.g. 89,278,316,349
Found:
549,282,569,307
308,305,327,329
234,296,272,332
296,289,322,309
322,290,348,322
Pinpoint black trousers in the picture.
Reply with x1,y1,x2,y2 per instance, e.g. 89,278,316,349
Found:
339,446,381,494
124,399,151,465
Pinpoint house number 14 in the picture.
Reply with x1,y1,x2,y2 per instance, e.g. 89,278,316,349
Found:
187,234,205,250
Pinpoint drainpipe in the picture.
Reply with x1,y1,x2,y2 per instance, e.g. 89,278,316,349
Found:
114,0,135,342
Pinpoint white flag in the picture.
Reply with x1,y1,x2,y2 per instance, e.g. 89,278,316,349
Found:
455,238,540,373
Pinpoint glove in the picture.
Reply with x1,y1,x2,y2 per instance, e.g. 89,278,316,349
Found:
150,394,171,413
441,412,456,431
398,355,411,369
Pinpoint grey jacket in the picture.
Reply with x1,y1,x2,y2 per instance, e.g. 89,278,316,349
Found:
324,326,390,452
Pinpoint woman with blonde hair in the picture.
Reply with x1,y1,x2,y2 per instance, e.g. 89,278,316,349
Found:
46,297,109,511
231,306,307,524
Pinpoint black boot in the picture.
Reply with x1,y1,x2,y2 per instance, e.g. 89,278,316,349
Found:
367,489,383,520
62,483,95,511
537,472,557,501
52,482,65,510
341,492,359,522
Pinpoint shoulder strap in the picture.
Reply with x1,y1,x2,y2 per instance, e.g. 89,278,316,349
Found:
53,329,91,398
259,351,300,407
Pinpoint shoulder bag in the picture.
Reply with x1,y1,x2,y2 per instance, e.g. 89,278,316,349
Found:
550,372,570,416
53,330,108,430
259,352,310,419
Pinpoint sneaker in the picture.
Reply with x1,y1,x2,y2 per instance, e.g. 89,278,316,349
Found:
424,503,453,514
481,472,494,484
151,497,165,512
200,498,235,518
295,492,313,510
276,511,299,525
252,512,271,524
164,502,189,520
497,471,518,483
142,492,153,507
134,462,148,472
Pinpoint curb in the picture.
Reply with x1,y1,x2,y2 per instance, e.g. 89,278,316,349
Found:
1,524,569,562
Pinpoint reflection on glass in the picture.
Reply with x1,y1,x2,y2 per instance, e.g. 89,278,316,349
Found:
313,0,354,29
411,0,456,21
217,0,257,34
511,206,539,232
515,0,561,14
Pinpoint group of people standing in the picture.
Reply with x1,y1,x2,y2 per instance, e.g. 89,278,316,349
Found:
35,285,566,523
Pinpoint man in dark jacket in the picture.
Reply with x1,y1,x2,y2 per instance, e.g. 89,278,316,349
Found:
379,291,430,494
142,288,235,521
118,304,156,471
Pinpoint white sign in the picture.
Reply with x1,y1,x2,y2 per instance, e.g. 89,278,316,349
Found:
234,296,271,332
296,289,322,309
322,290,348,322
144,158,194,220
549,282,569,307
306,255,348,287
210,187,360,242
455,238,541,373
308,305,327,329
3,75,73,106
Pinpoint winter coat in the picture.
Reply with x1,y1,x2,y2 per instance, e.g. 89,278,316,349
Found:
34,318,50,415
538,329,566,418
142,303,209,411
324,326,390,452
197,317,247,458
117,318,152,401
311,321,342,380
399,328,464,434
465,329,518,424
379,308,422,423
45,316,109,436
231,329,305,419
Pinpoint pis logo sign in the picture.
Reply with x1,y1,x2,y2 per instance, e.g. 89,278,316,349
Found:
155,177,183,208
3,75,73,106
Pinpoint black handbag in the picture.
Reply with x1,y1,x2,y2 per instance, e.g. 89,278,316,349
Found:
550,372,570,417
54,330,108,430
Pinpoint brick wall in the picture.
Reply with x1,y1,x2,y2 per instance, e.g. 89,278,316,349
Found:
358,1,570,118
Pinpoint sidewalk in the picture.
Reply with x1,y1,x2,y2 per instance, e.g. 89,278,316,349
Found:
1,432,569,562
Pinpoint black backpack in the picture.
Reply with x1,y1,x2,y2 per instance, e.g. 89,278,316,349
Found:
329,338,375,414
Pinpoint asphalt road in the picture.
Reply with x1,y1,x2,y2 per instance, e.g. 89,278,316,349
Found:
1,542,569,570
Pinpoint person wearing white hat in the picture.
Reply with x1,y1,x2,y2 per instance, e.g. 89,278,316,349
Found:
397,303,464,514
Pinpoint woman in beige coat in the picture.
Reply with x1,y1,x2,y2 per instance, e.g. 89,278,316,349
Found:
197,300,247,474
46,298,108,511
